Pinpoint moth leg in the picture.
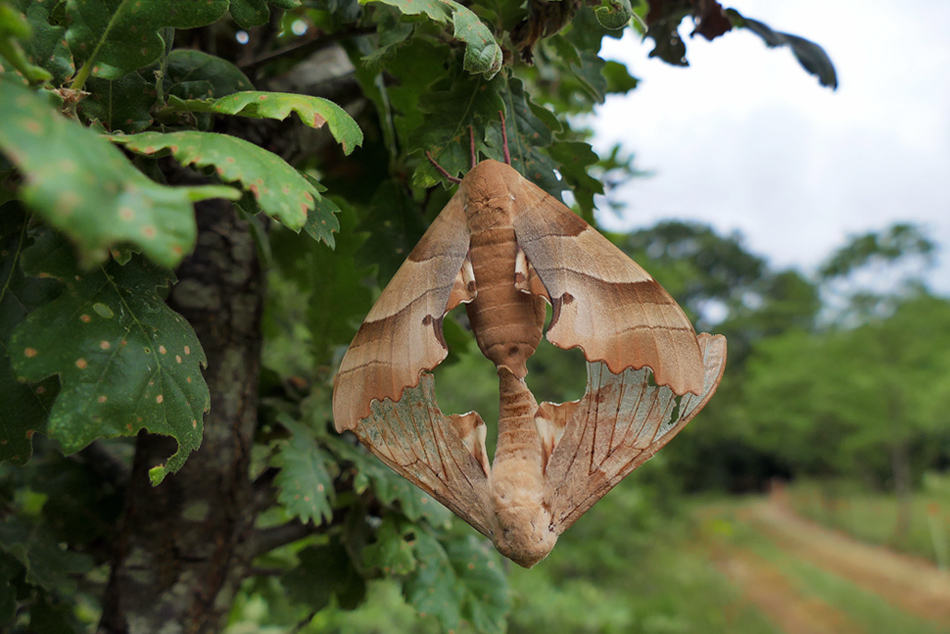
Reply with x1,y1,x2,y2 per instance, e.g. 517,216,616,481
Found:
449,411,491,476
535,400,576,472
514,244,550,300
446,254,477,311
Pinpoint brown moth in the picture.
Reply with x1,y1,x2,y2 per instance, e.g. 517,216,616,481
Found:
333,139,727,568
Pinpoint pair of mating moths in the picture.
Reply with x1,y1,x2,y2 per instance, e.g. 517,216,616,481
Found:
332,157,726,568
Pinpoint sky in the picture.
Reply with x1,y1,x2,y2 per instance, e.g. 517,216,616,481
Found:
591,0,950,293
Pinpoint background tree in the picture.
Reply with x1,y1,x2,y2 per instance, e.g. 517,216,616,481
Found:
0,0,838,632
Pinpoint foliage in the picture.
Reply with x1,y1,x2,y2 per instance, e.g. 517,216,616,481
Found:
742,293,950,482
0,0,848,632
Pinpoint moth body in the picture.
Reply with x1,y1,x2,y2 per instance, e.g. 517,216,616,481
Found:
462,162,546,378
488,367,558,567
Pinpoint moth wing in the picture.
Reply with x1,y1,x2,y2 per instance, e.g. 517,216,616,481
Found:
511,179,705,396
540,333,726,533
333,193,472,433
351,373,495,538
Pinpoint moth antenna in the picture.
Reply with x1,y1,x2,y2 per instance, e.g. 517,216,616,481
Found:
498,110,511,165
426,151,462,184
469,126,477,169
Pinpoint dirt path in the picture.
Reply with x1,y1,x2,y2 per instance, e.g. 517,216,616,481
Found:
716,545,864,634
710,497,950,634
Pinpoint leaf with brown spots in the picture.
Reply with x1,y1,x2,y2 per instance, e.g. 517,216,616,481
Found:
164,91,364,155
0,79,239,268
9,233,208,484
112,130,340,246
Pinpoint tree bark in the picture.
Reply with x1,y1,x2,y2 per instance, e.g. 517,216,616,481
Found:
99,196,263,634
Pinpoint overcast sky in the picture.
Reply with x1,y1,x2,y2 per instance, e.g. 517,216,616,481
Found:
592,0,950,293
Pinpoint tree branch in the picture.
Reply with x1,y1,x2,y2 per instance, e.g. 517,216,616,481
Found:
249,519,333,559
239,27,375,75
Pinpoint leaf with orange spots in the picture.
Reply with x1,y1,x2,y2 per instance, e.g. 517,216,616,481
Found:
164,91,363,156
9,241,209,484
111,130,339,245
0,208,60,465
445,535,510,634
362,516,418,575
15,0,74,84
403,531,510,634
273,419,334,526
0,79,239,268
65,0,229,81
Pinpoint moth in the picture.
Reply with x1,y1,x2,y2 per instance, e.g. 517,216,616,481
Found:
333,130,726,568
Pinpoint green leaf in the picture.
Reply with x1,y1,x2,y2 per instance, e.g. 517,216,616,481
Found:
13,0,74,84
602,60,638,94
446,535,510,634
81,71,156,133
727,10,838,90
361,8,414,68
367,0,502,78
0,79,239,268
65,0,230,81
229,0,300,29
497,77,562,196
594,0,632,29
274,419,334,525
362,515,418,575
10,244,209,483
547,140,603,218
0,555,15,624
302,186,343,247
164,49,254,98
303,200,372,361
0,209,60,465
325,435,452,526
164,91,364,155
111,131,337,242
0,516,93,595
645,7,690,66
403,531,510,634
281,541,366,611
411,71,507,185
356,180,428,286
403,532,462,629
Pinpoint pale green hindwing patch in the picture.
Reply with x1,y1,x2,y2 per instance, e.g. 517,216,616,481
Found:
583,333,725,457
362,374,449,478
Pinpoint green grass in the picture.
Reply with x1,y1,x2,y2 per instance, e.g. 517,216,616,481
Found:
784,476,950,568
720,509,945,634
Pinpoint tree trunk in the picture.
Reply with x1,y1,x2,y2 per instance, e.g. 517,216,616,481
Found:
99,197,263,634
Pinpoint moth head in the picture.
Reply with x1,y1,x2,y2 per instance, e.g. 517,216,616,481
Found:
492,506,558,568
462,160,524,208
